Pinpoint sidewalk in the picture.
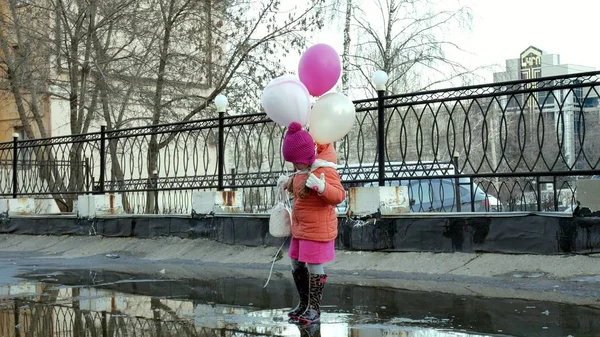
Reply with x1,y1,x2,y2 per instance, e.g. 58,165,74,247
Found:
1,234,599,307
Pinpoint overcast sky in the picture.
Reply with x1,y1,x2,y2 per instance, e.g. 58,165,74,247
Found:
453,0,600,76
282,0,600,94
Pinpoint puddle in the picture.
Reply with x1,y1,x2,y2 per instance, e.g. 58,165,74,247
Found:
0,269,598,337
571,275,600,283
512,272,546,279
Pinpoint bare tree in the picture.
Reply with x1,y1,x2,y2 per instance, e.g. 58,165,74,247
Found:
0,0,149,210
0,1,51,140
320,0,354,95
0,1,73,209
52,0,145,205
139,0,326,212
349,0,474,96
1,0,327,213
341,0,353,95
326,0,478,167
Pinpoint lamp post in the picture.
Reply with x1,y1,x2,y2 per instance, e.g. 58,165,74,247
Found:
12,132,19,198
98,119,107,194
215,94,228,191
372,70,388,187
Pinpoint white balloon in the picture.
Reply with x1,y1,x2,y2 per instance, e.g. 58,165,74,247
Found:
309,92,356,144
261,76,311,127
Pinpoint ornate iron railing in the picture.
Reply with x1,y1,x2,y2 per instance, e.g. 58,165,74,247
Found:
1,71,599,214
0,299,278,337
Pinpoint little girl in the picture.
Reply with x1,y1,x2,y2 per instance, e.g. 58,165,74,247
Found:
281,122,345,324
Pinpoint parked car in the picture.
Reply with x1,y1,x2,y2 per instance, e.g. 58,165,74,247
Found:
336,177,503,214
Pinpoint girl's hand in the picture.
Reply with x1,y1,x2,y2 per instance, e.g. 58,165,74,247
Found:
277,174,289,189
306,173,326,194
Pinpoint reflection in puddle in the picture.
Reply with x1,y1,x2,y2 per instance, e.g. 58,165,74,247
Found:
0,269,598,337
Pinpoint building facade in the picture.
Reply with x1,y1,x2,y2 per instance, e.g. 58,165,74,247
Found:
493,46,600,168
493,46,596,82
0,0,53,144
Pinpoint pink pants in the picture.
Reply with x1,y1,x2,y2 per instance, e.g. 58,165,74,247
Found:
288,237,335,264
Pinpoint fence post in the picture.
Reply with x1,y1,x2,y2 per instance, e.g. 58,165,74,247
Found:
553,176,559,211
12,133,19,198
453,155,461,212
214,94,228,191
536,176,542,211
153,170,159,214
99,123,106,194
85,155,91,193
230,168,236,190
372,71,388,187
13,299,20,337
101,311,108,337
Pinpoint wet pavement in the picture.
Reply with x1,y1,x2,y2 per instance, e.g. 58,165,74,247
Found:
1,269,599,337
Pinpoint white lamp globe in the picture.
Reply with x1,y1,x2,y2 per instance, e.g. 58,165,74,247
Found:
372,70,388,90
215,94,228,112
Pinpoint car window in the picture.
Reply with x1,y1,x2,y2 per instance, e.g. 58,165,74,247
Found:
408,180,439,203
473,185,489,197
364,178,477,204
363,180,402,187
438,181,458,201
460,186,470,198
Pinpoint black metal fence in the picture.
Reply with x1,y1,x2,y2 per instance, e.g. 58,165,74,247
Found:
1,71,600,214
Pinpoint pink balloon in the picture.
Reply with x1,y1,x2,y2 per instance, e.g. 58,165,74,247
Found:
298,44,342,97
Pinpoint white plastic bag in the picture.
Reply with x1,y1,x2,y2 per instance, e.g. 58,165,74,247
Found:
269,202,292,237
269,175,293,237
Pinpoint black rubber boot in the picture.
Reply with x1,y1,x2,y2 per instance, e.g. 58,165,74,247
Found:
297,273,327,324
288,266,309,319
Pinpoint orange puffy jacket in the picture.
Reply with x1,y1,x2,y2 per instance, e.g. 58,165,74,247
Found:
290,144,345,242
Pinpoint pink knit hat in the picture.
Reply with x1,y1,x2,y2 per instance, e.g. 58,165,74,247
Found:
282,122,316,166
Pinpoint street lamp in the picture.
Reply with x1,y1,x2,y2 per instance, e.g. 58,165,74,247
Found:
372,70,388,91
215,94,228,190
215,94,228,113
372,70,388,186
